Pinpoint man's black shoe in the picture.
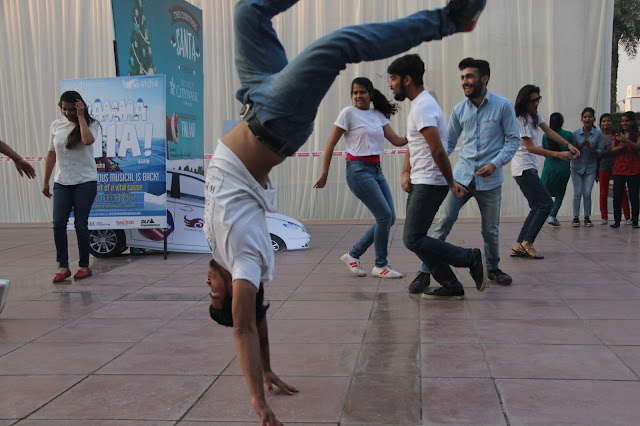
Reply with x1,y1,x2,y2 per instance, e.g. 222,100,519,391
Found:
469,248,487,292
408,271,431,294
487,268,512,285
422,286,465,300
444,0,487,33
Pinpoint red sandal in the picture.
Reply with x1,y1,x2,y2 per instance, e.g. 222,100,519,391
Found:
52,269,71,283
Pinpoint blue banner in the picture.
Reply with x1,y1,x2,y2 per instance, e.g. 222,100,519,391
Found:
61,76,167,229
112,0,204,175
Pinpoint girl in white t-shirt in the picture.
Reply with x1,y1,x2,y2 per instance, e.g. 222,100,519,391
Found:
42,91,100,283
314,77,407,278
510,85,580,259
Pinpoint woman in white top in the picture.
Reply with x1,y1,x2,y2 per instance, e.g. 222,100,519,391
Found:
510,85,580,259
314,77,407,278
42,91,100,283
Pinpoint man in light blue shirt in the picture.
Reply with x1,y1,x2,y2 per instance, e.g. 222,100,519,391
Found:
409,57,520,293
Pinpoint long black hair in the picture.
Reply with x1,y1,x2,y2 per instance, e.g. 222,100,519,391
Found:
58,91,97,149
352,77,398,119
514,84,541,127
622,111,639,143
547,112,564,150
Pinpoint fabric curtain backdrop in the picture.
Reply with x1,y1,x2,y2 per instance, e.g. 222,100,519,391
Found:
0,0,614,222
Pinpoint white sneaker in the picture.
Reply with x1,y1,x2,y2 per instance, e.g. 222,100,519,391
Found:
0,279,9,314
341,253,366,277
372,264,404,279
600,219,608,225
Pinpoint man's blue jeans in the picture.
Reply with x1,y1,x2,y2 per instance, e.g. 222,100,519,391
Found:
514,169,553,244
234,0,455,152
405,184,479,290
346,161,395,268
53,181,97,268
420,179,502,273
571,170,597,217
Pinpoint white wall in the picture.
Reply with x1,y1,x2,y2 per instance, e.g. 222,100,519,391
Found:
0,0,614,222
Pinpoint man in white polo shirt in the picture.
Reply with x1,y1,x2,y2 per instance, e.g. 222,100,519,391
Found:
387,54,487,299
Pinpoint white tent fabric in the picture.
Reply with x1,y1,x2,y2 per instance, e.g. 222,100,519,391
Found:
0,0,614,222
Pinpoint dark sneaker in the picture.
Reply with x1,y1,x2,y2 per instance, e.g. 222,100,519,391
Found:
487,268,512,286
572,217,580,227
422,286,465,300
584,217,593,227
469,249,487,292
610,222,620,228
444,0,487,33
408,272,431,294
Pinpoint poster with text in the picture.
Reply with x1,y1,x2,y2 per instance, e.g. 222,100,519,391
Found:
61,76,167,229
112,0,204,175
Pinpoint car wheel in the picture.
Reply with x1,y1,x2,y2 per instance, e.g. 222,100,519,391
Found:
89,229,127,258
270,234,286,253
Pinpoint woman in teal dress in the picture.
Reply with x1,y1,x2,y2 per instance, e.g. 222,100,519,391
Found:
541,113,575,226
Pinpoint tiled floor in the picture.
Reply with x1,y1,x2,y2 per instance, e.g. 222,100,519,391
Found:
1,217,639,425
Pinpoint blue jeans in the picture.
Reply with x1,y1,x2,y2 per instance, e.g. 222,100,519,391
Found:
234,0,455,152
346,161,395,268
420,179,502,273
514,169,553,244
53,181,97,268
405,184,478,290
571,170,597,217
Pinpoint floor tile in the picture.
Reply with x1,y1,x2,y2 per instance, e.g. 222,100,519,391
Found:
31,375,212,420
484,344,636,380
270,300,373,320
586,319,640,345
354,343,420,377
565,299,640,319
87,300,197,319
184,376,349,423
97,340,237,375
421,344,491,378
0,319,69,343
610,346,640,377
364,319,419,344
36,318,166,343
141,319,233,345
420,319,479,344
223,343,360,377
475,319,601,344
422,378,505,425
268,319,368,344
467,299,577,320
497,379,640,425
342,375,421,424
0,375,84,419
0,342,131,375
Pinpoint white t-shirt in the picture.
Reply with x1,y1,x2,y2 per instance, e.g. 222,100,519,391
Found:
334,106,389,156
203,140,276,290
407,90,448,185
48,118,100,185
512,111,545,177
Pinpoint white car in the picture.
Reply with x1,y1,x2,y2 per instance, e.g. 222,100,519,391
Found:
89,170,310,257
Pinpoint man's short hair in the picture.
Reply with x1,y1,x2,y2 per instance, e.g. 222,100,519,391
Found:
387,54,425,86
458,57,490,78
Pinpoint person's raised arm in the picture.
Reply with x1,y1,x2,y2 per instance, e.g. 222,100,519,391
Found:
520,135,572,161
75,101,95,146
420,126,467,198
0,139,36,178
539,122,580,158
313,125,345,189
382,123,408,147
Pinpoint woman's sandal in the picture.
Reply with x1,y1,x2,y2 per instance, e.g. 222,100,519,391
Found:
523,246,544,259
510,243,526,257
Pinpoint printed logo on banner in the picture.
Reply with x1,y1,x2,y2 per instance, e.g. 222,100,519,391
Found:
140,218,159,227
184,216,204,229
